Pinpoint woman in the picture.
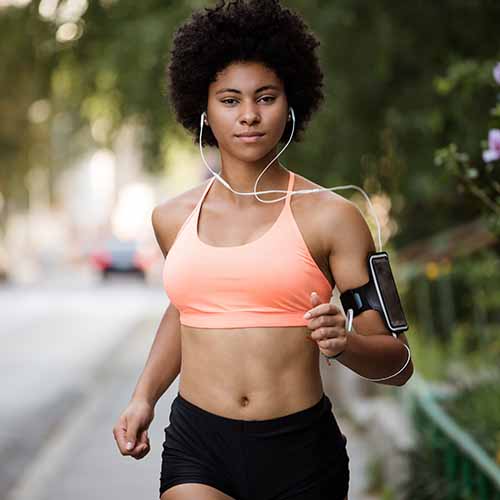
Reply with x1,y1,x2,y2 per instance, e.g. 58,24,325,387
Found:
112,1,414,499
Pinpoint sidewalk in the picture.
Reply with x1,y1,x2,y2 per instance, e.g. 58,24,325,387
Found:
8,317,378,500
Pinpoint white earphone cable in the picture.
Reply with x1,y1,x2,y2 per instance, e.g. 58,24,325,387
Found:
199,109,383,252
198,108,410,381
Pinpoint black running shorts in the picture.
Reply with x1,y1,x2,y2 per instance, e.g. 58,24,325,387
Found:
159,391,349,500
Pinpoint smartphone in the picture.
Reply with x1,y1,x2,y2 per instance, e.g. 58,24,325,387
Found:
368,251,409,335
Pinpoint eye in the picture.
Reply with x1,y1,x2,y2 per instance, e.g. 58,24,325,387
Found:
221,96,276,105
259,96,276,103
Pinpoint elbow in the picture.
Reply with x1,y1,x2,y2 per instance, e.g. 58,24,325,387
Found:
395,362,414,386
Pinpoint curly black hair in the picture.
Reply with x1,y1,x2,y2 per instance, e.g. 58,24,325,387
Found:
165,0,325,148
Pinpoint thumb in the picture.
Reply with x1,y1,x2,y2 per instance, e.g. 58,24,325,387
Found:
126,422,139,451
310,291,321,307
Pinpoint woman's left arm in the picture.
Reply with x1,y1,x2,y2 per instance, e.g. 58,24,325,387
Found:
306,197,414,387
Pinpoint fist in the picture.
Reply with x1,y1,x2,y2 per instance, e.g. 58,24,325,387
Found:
112,400,154,460
304,291,349,359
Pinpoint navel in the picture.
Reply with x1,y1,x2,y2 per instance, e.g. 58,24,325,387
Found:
240,396,250,407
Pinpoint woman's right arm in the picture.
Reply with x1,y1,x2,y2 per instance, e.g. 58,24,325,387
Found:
130,302,181,407
113,202,184,459
130,203,183,407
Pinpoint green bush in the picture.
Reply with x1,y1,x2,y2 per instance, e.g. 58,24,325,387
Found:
403,247,500,381
442,381,500,464
399,428,478,500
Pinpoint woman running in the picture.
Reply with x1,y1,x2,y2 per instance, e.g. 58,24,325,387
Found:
112,1,413,499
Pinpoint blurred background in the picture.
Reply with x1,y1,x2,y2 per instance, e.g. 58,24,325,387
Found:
1,1,499,499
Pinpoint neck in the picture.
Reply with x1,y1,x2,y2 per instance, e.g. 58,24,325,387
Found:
215,150,289,207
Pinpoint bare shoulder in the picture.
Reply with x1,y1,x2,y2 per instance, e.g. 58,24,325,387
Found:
294,174,362,249
151,179,211,257
323,193,374,258
293,171,352,209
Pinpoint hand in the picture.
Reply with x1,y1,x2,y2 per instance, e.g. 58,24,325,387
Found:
112,399,154,460
304,291,349,360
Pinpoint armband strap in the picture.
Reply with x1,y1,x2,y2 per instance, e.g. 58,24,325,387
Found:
339,280,381,318
338,251,409,337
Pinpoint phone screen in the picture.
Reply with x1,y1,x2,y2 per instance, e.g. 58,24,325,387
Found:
371,255,408,331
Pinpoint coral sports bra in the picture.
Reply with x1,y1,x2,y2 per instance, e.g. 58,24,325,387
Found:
162,170,334,328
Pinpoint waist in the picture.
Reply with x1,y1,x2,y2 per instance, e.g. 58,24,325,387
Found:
172,390,333,434
179,325,323,420
176,380,325,423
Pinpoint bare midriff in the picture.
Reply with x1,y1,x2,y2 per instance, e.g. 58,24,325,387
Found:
178,324,324,420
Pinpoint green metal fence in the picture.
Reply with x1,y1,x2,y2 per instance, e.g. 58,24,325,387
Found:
403,374,500,500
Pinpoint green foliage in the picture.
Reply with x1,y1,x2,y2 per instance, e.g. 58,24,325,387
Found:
405,321,499,383
443,381,500,464
399,425,478,500
365,456,397,499
2,0,500,248
433,55,500,241
404,324,449,381
401,249,500,496
400,389,500,500
451,248,500,314
288,0,500,247
404,248,500,382
365,456,385,494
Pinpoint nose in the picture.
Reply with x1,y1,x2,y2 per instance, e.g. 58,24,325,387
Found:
239,104,260,125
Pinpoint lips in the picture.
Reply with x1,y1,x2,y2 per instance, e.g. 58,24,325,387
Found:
235,132,265,143
235,132,265,137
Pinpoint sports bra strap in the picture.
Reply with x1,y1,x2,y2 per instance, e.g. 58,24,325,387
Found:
285,170,294,207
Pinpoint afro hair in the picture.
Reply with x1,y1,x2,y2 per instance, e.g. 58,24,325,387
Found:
165,0,325,148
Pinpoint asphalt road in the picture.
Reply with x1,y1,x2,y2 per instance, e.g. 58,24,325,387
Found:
0,275,167,500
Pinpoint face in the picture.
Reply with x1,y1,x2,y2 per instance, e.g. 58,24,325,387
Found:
206,61,289,160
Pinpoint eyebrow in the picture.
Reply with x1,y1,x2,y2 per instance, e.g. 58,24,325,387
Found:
215,84,281,95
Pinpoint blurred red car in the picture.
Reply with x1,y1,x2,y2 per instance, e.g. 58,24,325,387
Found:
89,237,154,280
0,245,9,282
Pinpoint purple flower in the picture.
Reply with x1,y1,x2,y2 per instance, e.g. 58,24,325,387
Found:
494,62,500,85
482,128,500,163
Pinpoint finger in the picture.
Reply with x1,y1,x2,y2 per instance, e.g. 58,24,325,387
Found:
318,337,344,351
308,313,342,331
125,418,139,452
135,430,150,454
310,327,329,341
133,443,151,460
318,338,338,349
137,428,149,446
306,312,344,332
115,418,132,454
318,337,332,348
304,302,339,320
310,326,341,341
131,441,150,459
135,429,149,449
